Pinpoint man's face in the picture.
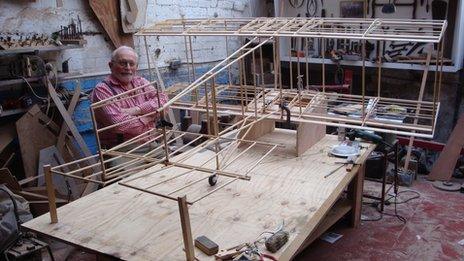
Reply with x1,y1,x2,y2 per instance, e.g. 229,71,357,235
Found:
109,50,138,85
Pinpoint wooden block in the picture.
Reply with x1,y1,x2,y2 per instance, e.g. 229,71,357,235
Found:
296,95,326,156
296,122,325,156
16,105,58,180
428,114,464,181
194,236,218,256
237,119,275,146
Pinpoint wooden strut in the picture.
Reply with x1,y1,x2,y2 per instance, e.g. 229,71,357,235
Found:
178,196,196,261
158,36,274,113
403,48,432,171
44,165,58,223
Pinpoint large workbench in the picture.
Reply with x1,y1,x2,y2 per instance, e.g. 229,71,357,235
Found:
23,129,375,260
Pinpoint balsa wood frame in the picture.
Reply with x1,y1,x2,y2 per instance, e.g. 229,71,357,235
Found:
44,17,446,260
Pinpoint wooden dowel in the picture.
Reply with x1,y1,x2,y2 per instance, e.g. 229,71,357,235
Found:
44,165,58,223
90,106,107,180
245,145,278,175
191,178,239,204
51,154,99,171
178,196,196,261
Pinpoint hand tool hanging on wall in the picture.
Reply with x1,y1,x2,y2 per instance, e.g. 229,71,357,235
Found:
279,103,292,129
389,42,413,49
432,0,447,49
432,0,447,20
405,42,426,56
372,0,417,19
288,0,305,8
381,0,396,13
320,0,325,17
306,0,317,17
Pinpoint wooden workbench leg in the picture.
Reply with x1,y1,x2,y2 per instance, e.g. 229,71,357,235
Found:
348,164,366,228
44,165,58,223
178,196,195,261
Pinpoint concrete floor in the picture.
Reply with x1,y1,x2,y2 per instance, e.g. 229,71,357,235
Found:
41,176,464,260
296,177,464,260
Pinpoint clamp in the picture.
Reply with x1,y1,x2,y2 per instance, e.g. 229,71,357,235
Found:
279,102,291,128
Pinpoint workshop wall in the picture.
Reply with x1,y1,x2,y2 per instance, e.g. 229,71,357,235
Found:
0,0,270,75
278,0,464,69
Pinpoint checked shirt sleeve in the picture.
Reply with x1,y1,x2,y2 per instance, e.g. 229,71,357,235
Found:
91,83,151,136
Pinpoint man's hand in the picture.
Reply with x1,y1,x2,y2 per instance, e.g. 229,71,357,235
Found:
121,106,141,116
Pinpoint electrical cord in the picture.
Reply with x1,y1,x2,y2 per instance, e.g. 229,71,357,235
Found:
362,187,419,223
17,75,48,101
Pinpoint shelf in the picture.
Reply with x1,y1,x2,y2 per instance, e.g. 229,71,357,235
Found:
0,73,82,89
281,56,458,73
0,76,43,88
0,44,83,55
0,108,28,118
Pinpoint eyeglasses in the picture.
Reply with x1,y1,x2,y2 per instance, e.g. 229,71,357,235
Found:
114,60,137,68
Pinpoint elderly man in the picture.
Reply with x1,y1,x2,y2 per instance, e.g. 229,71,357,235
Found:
91,46,168,148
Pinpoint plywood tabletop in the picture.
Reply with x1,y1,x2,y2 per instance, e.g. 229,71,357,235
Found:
23,129,374,260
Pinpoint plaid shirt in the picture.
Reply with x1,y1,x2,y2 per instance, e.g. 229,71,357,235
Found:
91,75,168,148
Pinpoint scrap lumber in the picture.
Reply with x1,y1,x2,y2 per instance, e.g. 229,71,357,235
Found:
427,113,464,181
0,168,21,192
89,0,134,48
37,146,80,199
0,123,16,154
120,0,147,33
45,78,100,196
403,50,432,171
16,105,58,180
56,82,81,154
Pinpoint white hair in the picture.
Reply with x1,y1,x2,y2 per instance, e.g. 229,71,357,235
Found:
111,46,138,62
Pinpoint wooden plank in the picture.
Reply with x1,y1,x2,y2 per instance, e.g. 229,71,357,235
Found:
0,168,21,191
279,141,375,261
347,163,366,228
45,78,100,195
120,0,147,33
296,122,325,156
37,146,80,199
295,199,352,255
427,114,464,181
23,132,375,260
15,105,58,179
0,123,16,154
178,196,195,261
89,0,134,48
403,51,432,171
237,119,275,142
57,82,81,154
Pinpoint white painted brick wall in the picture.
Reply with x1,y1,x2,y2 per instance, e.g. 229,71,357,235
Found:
0,0,266,75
